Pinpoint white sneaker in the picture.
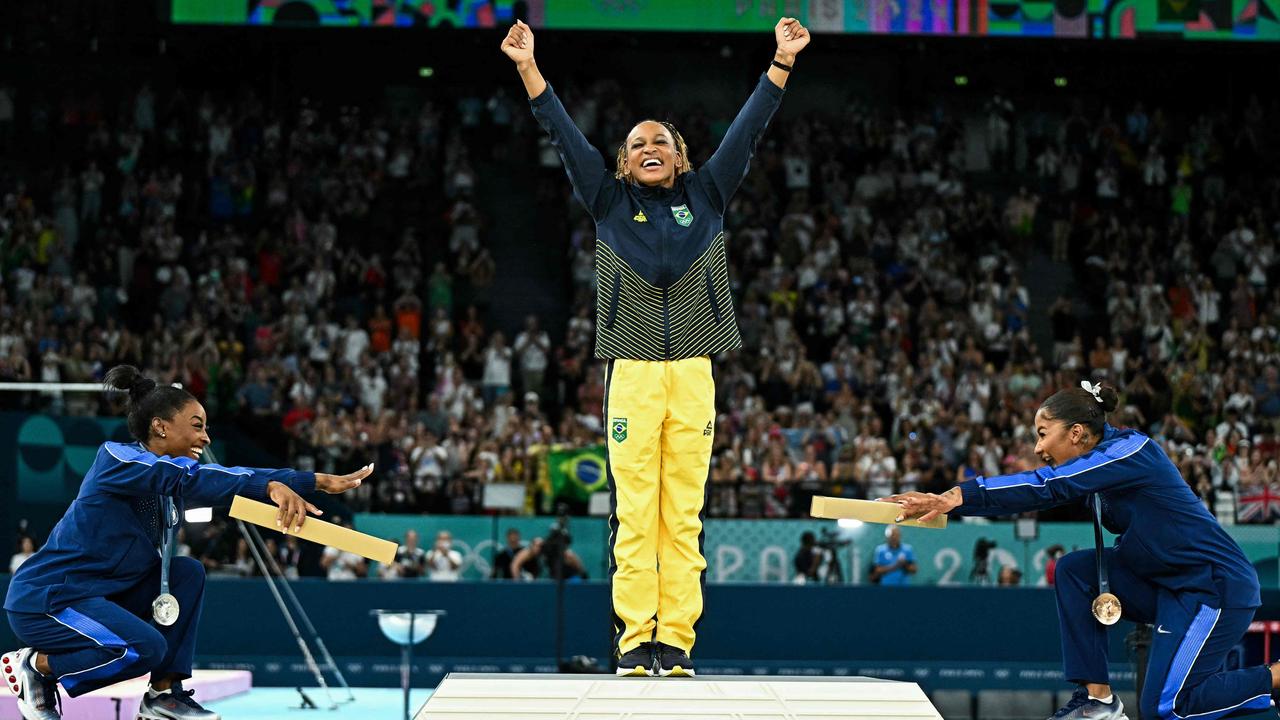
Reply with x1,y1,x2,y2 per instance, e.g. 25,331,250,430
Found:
2,647,61,720
135,681,220,720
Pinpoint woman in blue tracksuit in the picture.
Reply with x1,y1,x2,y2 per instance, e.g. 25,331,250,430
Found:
889,382,1275,720
3,365,370,720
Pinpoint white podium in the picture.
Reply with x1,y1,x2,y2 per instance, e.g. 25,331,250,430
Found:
415,673,943,719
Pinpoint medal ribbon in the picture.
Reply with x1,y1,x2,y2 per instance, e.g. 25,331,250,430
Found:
1092,494,1110,597
159,497,177,598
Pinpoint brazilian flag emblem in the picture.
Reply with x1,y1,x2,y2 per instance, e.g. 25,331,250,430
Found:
671,204,693,227
548,444,608,501
611,417,628,443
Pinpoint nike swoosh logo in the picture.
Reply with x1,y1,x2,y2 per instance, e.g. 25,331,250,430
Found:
1156,625,1173,634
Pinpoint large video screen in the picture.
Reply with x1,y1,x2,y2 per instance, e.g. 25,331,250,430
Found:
170,0,1279,42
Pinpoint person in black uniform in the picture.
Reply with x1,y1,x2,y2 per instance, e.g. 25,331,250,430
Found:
502,17,809,677
491,528,525,580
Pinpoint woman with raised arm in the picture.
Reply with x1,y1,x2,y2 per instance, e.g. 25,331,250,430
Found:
4,366,370,720
887,382,1274,720
502,18,809,677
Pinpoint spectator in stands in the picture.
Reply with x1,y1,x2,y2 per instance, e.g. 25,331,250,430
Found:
9,535,35,574
322,518,370,581
426,530,463,582
513,314,549,397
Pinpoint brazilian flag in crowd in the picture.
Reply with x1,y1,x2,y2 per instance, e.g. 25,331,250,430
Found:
548,445,608,501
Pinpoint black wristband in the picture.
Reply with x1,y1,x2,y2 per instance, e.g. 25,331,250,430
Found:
771,59,793,73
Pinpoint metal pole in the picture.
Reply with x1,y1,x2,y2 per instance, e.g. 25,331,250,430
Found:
403,614,415,720
244,523,355,701
236,520,337,709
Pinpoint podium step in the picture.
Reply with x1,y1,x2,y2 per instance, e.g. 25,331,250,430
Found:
0,669,251,720
416,673,942,719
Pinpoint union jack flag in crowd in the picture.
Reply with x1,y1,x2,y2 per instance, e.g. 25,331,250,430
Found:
1237,484,1280,524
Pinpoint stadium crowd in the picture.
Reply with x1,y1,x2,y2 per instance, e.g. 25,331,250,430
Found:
1,71,1278,567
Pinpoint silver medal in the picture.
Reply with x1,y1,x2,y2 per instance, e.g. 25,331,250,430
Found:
152,592,180,626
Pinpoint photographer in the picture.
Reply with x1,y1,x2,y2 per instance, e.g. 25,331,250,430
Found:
971,537,997,584
381,529,427,579
793,531,821,583
510,536,586,581
491,528,525,580
869,526,916,586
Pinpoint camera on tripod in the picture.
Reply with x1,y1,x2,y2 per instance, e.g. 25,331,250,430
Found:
818,527,851,550
545,502,572,557
971,537,997,584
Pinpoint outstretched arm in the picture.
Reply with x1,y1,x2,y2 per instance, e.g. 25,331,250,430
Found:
701,18,811,213
885,433,1154,521
502,20,614,218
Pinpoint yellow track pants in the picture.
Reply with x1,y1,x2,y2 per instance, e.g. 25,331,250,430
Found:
604,356,714,656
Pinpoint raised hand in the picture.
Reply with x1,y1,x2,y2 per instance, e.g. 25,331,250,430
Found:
315,463,373,494
775,17,811,58
501,19,535,65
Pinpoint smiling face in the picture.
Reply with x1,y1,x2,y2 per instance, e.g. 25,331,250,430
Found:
152,399,212,461
1033,407,1093,467
622,121,682,188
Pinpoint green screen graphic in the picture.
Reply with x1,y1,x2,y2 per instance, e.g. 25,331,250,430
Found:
171,0,1280,41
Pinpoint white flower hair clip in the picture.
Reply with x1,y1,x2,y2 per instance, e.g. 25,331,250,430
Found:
1080,380,1104,403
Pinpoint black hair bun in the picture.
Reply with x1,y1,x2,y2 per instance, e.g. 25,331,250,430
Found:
1098,385,1120,414
103,365,157,404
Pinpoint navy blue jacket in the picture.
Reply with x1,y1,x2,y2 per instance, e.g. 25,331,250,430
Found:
959,425,1259,608
5,442,314,614
529,74,784,360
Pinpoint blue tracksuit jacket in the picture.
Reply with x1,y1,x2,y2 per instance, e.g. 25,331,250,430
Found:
5,441,314,614
959,424,1259,609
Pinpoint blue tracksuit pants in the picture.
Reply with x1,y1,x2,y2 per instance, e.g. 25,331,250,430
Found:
7,556,205,697
1055,549,1273,719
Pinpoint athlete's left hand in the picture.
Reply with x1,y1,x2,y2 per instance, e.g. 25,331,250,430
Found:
775,18,810,57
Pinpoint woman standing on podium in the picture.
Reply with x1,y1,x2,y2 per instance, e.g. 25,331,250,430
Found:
3,365,370,720
501,16,809,677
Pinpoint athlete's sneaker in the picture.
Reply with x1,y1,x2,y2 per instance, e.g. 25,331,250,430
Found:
1049,686,1127,720
2,647,61,720
655,642,695,677
135,681,220,720
615,642,656,677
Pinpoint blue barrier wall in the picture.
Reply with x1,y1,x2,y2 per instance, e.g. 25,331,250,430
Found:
7,578,1277,691
354,513,1280,587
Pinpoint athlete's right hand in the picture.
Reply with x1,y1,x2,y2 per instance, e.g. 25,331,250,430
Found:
500,20,535,64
